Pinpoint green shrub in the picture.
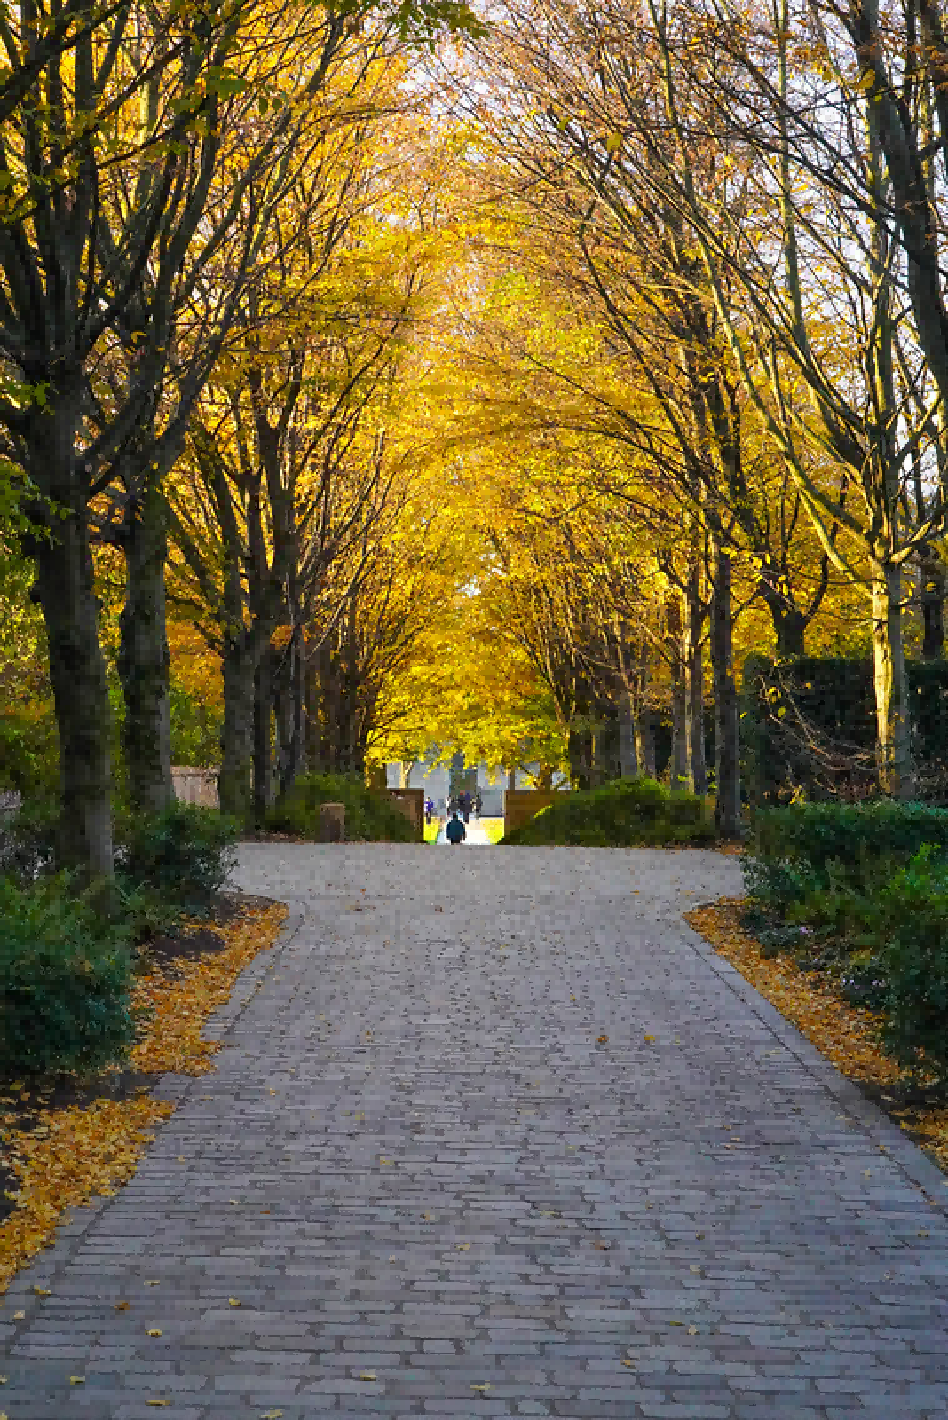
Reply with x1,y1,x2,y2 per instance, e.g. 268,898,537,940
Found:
501,777,715,846
748,801,948,897
266,773,418,842
0,875,135,1079
116,801,240,906
872,845,948,1081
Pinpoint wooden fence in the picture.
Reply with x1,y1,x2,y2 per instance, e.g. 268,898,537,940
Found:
502,789,563,837
171,766,219,809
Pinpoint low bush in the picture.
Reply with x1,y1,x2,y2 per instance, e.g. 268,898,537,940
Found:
873,845,948,1082
501,777,716,846
265,773,418,842
0,874,136,1080
747,800,948,901
116,800,240,907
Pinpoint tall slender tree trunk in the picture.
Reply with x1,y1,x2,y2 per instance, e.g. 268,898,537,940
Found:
667,594,691,791
686,565,707,794
632,643,656,778
274,630,303,797
118,482,172,814
304,648,320,773
710,536,741,836
219,641,256,825
32,505,114,878
253,644,273,828
619,688,638,778
871,554,915,798
919,550,946,659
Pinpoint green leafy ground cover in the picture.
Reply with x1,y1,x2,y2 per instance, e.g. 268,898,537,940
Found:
740,801,948,1087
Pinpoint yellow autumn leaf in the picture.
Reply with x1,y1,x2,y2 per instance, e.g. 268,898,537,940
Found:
471,1383,491,1392
11,1312,24,1320
228,1297,241,1307
69,1376,85,1385
358,1371,376,1380
644,1034,656,1043
456,1243,470,1250
33,1287,50,1296
146,1328,163,1336
260,1410,283,1419
114,1301,130,1311
145,1403,169,1409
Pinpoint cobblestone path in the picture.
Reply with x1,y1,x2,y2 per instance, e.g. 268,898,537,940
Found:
2,844,948,1420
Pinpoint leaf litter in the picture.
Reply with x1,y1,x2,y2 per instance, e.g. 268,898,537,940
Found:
0,897,287,1293
685,897,948,1177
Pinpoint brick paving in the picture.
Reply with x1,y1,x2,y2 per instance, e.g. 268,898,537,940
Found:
2,843,947,1419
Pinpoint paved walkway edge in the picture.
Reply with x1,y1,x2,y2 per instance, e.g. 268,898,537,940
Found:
682,912,948,1208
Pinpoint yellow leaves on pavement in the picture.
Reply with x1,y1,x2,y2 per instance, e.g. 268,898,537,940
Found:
145,1403,169,1409
643,1034,656,1044
146,1327,163,1336
0,1097,172,1295
685,899,948,1177
69,1376,84,1385
132,904,288,1076
358,1371,376,1380
0,904,287,1295
228,1297,241,1306
32,1286,50,1296
260,1410,284,1419
114,1301,130,1311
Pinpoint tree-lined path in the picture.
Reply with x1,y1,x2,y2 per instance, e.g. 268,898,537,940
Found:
2,845,947,1419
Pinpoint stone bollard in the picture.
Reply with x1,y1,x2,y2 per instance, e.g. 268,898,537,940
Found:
319,802,345,843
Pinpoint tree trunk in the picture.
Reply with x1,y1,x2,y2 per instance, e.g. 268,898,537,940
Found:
711,536,741,837
274,628,304,796
117,483,172,814
871,554,915,798
219,641,256,825
304,649,320,772
619,688,638,778
667,594,691,791
253,644,273,828
634,708,656,779
507,765,516,791
773,601,806,657
919,551,946,659
534,764,555,790
686,569,707,794
32,508,114,879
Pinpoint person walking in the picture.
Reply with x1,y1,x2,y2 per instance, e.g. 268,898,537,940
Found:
445,811,466,845
424,796,434,826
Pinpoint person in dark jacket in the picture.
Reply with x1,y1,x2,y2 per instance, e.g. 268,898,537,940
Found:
445,811,466,845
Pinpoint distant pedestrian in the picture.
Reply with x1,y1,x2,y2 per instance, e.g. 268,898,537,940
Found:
460,790,471,824
445,811,466,845
473,791,482,817
424,796,434,825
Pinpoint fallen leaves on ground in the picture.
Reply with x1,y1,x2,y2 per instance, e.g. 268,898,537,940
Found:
132,903,288,1075
0,900,287,1294
685,898,948,1177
